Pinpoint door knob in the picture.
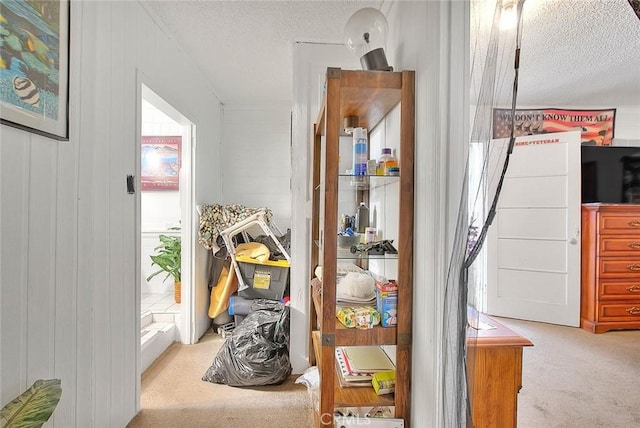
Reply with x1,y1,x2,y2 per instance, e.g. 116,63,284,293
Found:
569,227,579,245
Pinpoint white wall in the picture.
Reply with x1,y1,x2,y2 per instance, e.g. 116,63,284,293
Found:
220,106,292,229
615,106,640,140
384,1,469,427
290,42,360,374
0,1,222,426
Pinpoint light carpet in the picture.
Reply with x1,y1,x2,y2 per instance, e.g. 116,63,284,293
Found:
127,330,314,428
129,319,640,427
496,317,640,428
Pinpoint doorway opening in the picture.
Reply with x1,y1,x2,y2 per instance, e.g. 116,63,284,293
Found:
139,84,195,373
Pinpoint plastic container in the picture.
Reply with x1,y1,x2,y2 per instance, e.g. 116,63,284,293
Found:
355,202,369,233
367,159,377,175
377,147,399,175
365,227,377,243
376,281,398,327
228,294,254,325
228,294,253,316
236,256,290,300
352,127,368,176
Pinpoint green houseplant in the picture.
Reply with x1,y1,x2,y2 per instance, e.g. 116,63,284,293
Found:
146,233,182,303
0,379,62,428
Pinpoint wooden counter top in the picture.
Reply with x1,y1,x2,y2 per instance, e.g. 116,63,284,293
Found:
467,312,533,428
468,313,534,348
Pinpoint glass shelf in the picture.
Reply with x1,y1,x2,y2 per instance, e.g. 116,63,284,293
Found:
336,247,398,260
338,174,400,191
316,241,399,260
338,174,401,178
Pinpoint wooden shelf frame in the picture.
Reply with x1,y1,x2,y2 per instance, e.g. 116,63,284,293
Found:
309,68,415,427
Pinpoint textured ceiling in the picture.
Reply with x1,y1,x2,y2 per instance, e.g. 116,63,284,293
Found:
516,0,640,107
142,0,640,108
141,0,382,105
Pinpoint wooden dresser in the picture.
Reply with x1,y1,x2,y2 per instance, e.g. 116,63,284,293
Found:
581,204,640,333
467,313,533,428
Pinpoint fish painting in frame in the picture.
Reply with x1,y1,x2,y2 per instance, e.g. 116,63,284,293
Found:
0,0,70,140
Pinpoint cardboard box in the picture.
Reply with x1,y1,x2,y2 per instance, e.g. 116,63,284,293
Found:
376,281,398,327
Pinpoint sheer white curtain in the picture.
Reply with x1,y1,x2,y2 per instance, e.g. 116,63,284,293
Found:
442,1,527,426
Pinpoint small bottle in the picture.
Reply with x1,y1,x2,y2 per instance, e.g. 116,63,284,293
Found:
377,147,399,175
355,202,369,233
352,127,368,176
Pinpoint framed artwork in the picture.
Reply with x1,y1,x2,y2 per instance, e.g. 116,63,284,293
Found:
0,0,70,140
493,108,616,146
141,136,181,191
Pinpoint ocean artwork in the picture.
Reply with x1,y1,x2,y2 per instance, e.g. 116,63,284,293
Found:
0,0,69,140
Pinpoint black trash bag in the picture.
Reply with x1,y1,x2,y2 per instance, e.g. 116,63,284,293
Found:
202,301,291,387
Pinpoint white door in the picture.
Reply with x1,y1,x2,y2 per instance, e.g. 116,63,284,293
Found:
487,131,581,326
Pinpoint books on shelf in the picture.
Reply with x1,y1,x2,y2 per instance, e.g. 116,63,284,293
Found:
335,346,395,388
344,346,395,371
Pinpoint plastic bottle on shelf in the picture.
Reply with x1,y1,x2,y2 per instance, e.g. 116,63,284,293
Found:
352,127,368,176
355,202,369,233
377,147,399,175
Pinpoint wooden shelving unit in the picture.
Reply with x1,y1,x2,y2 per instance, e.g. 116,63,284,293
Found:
308,68,415,427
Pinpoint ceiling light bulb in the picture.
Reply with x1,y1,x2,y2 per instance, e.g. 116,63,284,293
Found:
344,8,393,71
500,0,522,30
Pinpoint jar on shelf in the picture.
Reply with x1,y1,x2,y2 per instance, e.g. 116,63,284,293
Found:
376,147,399,175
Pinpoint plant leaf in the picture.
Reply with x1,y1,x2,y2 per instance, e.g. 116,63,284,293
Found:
1,379,62,428
148,234,181,282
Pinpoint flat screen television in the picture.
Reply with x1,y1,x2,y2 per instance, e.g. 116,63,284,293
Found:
582,145,640,203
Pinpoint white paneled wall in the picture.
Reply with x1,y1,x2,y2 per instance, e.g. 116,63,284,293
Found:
221,106,292,229
383,1,469,427
290,42,360,374
0,1,222,426
141,192,181,233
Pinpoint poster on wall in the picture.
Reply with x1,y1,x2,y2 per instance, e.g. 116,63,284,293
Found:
0,0,70,140
141,136,181,191
492,108,616,146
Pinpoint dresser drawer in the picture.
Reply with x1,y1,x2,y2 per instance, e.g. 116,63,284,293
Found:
599,236,640,256
599,214,640,234
598,259,640,277
582,204,640,333
598,279,640,300
598,303,640,321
